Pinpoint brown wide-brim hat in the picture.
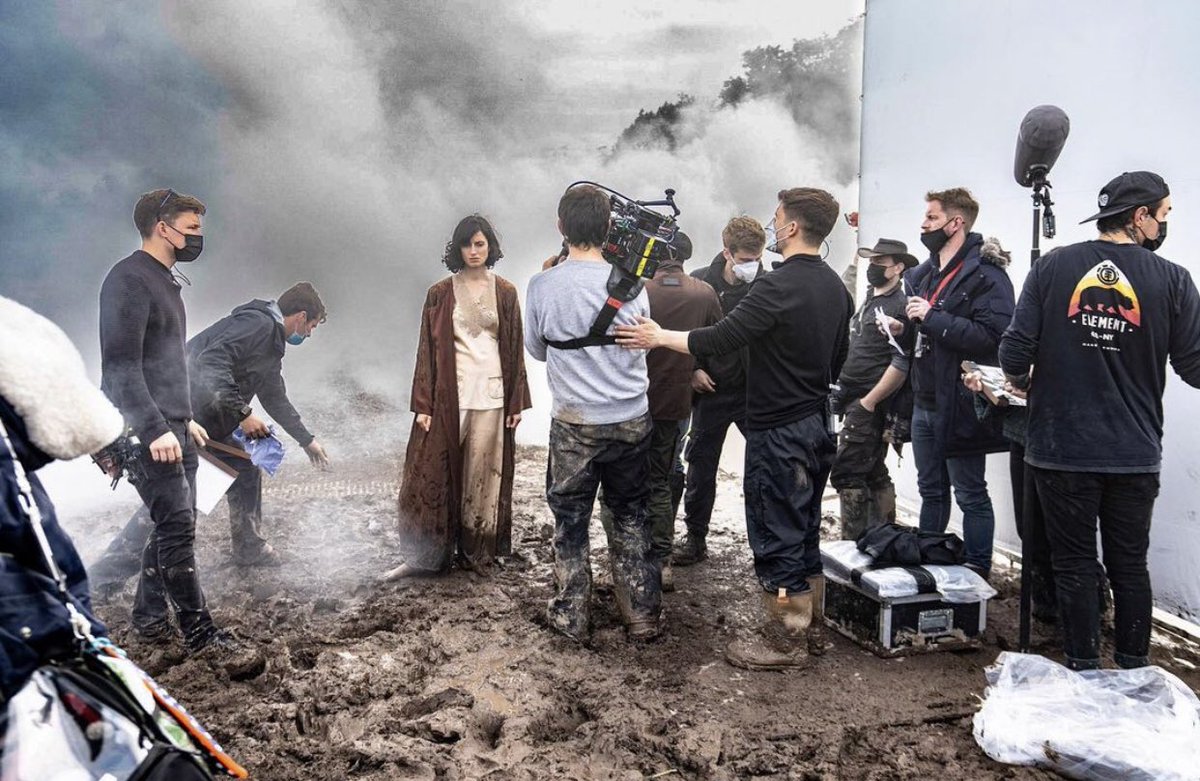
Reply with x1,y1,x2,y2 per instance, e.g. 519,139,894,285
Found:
857,237,918,268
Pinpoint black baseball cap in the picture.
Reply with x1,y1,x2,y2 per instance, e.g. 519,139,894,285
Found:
1080,171,1170,223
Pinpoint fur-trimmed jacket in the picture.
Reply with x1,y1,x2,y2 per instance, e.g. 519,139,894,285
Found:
904,233,1015,456
0,296,121,698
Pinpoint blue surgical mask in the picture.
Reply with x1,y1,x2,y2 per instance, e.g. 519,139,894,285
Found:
286,332,307,346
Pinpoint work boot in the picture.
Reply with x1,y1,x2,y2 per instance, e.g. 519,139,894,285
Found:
133,618,178,644
869,482,897,527
725,588,814,671
160,564,217,651
805,574,832,656
672,532,708,566
233,542,283,568
188,629,266,680
838,488,871,541
661,562,675,593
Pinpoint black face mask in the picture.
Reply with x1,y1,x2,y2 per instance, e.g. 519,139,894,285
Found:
165,222,204,263
1141,217,1167,252
866,263,892,287
920,218,955,254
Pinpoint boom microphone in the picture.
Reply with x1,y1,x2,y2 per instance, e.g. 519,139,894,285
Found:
1013,105,1070,187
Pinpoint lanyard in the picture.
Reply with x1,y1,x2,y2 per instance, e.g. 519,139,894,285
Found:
925,262,963,305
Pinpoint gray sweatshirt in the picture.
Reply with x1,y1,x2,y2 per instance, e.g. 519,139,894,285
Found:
525,259,649,425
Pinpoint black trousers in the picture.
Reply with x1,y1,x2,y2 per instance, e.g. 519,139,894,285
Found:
681,391,746,539
743,413,835,592
1032,466,1159,669
91,434,265,587
130,421,215,645
1009,444,1055,619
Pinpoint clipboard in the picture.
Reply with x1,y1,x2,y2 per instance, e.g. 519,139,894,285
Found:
195,449,238,515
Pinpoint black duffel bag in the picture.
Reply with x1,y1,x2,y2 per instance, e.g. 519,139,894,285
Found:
856,523,965,566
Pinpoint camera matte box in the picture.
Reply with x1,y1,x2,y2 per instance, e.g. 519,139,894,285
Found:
822,570,988,656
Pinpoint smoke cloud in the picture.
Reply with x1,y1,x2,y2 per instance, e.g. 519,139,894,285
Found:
1,1,864,453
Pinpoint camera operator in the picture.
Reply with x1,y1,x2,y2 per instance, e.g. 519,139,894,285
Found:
616,188,853,671
99,189,257,670
1000,171,1200,670
525,184,661,641
90,283,330,590
672,217,766,567
829,239,917,541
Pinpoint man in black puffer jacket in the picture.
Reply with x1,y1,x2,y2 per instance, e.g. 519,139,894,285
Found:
901,188,1014,577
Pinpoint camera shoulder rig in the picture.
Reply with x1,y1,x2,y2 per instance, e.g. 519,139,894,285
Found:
544,268,645,350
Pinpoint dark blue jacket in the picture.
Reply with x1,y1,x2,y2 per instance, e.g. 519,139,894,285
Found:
187,299,314,445
904,233,1015,456
0,396,106,700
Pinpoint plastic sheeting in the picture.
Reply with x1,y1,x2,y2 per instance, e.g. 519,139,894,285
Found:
973,652,1200,780
820,540,997,603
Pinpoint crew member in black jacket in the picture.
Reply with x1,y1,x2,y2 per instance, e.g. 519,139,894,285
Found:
673,217,765,566
99,188,249,663
1000,171,1200,671
618,188,852,671
92,283,330,588
901,188,1014,578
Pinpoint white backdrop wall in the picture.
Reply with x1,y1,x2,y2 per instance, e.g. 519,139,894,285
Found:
858,0,1200,623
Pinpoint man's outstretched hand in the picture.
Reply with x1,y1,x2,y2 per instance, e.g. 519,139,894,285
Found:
614,316,662,350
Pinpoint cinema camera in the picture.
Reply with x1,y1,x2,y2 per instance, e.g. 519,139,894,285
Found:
91,433,147,490
547,181,690,350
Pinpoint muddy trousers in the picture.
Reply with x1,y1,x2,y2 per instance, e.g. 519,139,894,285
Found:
829,398,893,540
90,435,265,585
458,408,505,567
743,413,835,593
546,414,661,636
600,419,681,566
130,421,216,647
1032,467,1158,670
681,391,746,543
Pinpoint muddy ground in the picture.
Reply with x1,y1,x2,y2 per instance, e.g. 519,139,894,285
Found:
63,395,1200,780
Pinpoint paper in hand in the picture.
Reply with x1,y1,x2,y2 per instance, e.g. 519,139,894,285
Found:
875,307,905,354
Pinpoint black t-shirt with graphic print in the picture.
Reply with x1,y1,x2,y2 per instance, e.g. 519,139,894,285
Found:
999,240,1200,472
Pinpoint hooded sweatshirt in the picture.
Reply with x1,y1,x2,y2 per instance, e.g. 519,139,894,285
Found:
187,299,314,445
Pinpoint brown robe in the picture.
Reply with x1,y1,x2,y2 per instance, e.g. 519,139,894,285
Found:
397,274,532,571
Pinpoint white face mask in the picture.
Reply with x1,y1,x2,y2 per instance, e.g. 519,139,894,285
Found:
731,260,759,284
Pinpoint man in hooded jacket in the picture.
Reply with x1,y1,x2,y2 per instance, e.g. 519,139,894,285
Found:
90,283,330,588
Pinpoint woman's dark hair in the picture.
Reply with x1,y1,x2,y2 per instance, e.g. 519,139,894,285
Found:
442,214,503,272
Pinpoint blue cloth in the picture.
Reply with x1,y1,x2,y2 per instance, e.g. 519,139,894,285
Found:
232,426,285,476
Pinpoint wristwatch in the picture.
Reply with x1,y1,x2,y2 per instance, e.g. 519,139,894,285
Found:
237,404,253,421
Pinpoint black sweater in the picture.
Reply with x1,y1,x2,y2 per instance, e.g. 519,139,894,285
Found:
1000,240,1200,472
688,253,852,430
100,251,192,443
